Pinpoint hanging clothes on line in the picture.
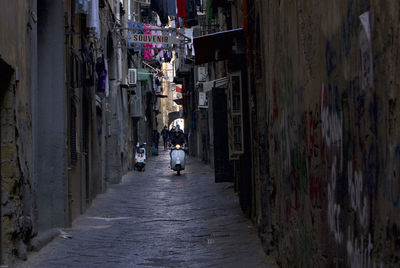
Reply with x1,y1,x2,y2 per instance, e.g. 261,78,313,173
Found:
76,0,89,14
184,28,194,56
150,0,169,25
87,0,100,38
152,26,165,62
143,24,154,60
167,0,177,17
128,20,144,53
177,0,187,28
186,0,198,27
95,56,107,94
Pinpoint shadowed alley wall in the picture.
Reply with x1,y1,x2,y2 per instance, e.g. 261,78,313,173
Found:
245,0,400,266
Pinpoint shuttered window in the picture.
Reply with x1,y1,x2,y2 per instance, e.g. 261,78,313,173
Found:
227,72,244,159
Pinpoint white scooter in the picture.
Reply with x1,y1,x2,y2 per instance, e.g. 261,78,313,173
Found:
134,142,146,171
170,144,186,175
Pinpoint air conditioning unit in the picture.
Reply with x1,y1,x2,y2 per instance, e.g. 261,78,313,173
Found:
128,68,137,85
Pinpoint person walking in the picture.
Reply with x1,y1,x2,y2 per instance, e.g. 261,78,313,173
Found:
161,126,169,150
152,129,160,155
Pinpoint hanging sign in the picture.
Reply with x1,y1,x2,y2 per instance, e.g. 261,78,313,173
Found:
131,34,171,44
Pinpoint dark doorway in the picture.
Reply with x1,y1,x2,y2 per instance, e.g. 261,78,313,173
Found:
212,87,233,182
82,93,90,203
0,57,14,264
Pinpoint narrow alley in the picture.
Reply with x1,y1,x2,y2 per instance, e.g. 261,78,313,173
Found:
3,0,400,266
16,150,276,268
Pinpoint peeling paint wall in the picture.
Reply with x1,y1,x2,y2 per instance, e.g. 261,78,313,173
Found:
104,0,133,184
245,0,400,266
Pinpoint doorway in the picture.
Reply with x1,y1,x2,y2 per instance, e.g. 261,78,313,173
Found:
0,56,14,264
212,87,234,182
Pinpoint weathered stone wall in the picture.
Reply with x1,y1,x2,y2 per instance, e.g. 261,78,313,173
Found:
102,1,132,184
0,0,35,262
248,0,400,266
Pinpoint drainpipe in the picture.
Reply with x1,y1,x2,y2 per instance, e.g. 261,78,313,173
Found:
0,97,2,265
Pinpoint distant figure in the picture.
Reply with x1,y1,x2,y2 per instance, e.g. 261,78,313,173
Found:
169,126,176,145
152,130,160,155
161,126,169,150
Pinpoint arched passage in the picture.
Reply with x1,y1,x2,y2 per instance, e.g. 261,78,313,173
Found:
168,111,184,128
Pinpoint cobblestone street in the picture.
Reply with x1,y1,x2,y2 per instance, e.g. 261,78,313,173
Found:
16,149,277,268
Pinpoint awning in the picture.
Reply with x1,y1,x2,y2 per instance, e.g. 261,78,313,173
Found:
193,28,244,65
201,77,228,92
137,68,151,84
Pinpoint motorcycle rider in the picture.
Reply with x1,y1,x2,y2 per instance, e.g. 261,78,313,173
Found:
169,126,176,146
169,129,186,175
171,129,185,146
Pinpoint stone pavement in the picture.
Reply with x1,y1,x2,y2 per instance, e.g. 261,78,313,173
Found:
16,149,278,268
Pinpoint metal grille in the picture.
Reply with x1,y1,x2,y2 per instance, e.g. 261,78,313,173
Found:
198,14,219,35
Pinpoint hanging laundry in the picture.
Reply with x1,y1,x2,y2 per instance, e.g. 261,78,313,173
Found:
152,26,165,61
87,0,100,38
186,0,198,27
169,16,176,28
184,28,194,56
143,24,154,60
153,77,161,93
128,20,144,53
176,0,187,28
150,0,169,25
76,0,89,14
167,0,177,17
195,0,202,11
156,14,162,26
95,57,107,94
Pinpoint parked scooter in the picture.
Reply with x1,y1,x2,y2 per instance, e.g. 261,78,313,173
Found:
134,143,146,171
170,144,186,175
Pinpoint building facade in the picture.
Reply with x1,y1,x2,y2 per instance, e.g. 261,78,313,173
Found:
197,0,400,267
0,0,152,265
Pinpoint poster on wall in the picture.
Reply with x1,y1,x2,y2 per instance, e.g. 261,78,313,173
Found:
359,11,373,91
198,92,208,108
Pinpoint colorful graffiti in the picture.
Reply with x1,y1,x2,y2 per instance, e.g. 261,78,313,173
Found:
328,157,343,244
261,2,400,267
